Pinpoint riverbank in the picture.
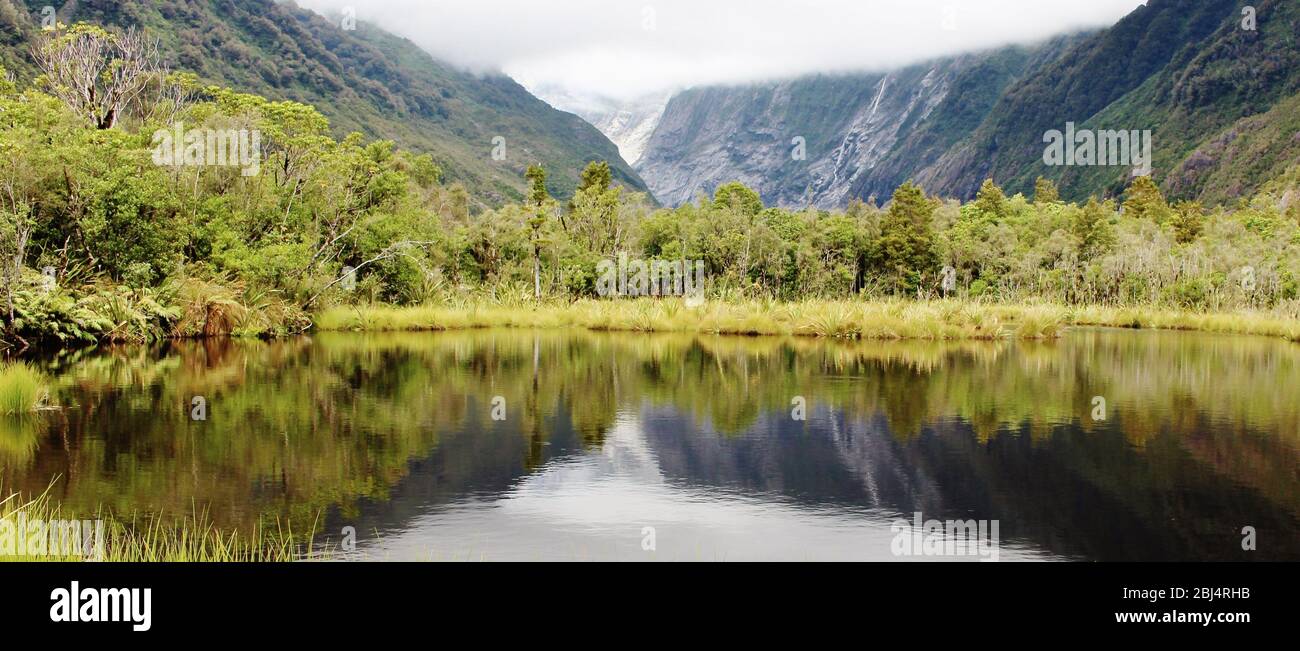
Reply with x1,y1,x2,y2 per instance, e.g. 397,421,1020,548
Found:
315,299,1062,339
314,299,1300,342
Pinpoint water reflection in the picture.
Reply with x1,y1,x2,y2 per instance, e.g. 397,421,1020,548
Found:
2,329,1297,560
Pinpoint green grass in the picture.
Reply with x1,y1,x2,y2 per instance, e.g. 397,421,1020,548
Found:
0,485,323,562
0,363,46,415
315,298,1065,340
315,298,1300,342
1069,305,1300,341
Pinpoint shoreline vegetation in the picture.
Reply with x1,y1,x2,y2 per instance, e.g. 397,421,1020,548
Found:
314,299,1300,343
0,485,320,562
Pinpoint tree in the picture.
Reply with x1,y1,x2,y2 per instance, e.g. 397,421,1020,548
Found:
973,179,1009,220
1123,175,1169,223
570,162,623,256
1073,198,1116,260
712,182,763,217
1033,177,1060,205
577,161,612,194
876,182,938,294
0,202,31,324
525,164,550,299
1169,201,1205,244
33,24,162,130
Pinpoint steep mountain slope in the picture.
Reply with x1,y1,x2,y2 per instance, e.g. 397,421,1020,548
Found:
631,0,1300,208
920,0,1296,202
1083,0,1300,203
635,43,1064,208
849,34,1082,203
0,0,648,205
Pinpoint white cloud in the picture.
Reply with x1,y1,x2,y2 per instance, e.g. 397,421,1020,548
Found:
298,0,1145,101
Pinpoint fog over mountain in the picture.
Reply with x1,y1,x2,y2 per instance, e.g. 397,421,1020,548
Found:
526,85,674,166
297,0,1143,101
288,0,1300,211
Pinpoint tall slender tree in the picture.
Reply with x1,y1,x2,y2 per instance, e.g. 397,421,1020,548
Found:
525,164,549,299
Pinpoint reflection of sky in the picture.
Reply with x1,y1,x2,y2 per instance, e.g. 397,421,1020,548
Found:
354,412,1053,562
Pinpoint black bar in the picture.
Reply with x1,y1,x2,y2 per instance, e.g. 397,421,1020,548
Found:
4,562,1290,639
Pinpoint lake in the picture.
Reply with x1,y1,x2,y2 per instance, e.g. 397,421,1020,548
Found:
3,328,1297,561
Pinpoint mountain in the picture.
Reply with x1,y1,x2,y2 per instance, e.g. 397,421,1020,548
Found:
633,40,1081,208
529,85,672,167
628,0,1300,208
921,0,1300,203
0,0,649,206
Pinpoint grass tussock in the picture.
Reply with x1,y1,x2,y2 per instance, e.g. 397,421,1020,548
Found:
0,486,322,562
315,299,1300,342
0,362,47,415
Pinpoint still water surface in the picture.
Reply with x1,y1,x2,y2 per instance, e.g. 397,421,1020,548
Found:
4,328,1297,561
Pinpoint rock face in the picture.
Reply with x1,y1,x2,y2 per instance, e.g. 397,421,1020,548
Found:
634,46,1047,208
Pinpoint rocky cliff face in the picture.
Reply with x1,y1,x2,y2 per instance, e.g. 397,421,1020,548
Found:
633,45,1050,208
629,0,1300,208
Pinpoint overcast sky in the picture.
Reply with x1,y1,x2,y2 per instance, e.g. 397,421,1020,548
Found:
297,0,1146,102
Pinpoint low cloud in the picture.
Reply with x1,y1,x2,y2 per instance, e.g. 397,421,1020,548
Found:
298,0,1144,100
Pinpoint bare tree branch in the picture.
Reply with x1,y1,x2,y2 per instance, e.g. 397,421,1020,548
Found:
32,24,162,130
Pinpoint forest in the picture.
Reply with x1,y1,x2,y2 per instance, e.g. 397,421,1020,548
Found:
2,23,1300,349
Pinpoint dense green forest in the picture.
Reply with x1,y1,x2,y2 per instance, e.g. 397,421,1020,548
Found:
1,22,1299,349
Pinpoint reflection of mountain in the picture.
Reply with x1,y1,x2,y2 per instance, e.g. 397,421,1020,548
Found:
10,329,1300,561
337,388,1298,561
636,404,1299,561
640,406,941,513
346,410,1051,561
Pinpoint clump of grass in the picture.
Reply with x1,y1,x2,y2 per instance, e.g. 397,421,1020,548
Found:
806,306,862,339
168,275,248,337
1013,306,1066,339
0,485,325,562
0,362,47,415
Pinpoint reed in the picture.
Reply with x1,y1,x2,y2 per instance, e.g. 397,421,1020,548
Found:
0,485,323,562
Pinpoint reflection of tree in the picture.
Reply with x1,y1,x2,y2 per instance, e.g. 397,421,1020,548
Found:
3,328,1298,549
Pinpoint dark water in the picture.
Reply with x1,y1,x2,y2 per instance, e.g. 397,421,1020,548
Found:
4,328,1297,561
